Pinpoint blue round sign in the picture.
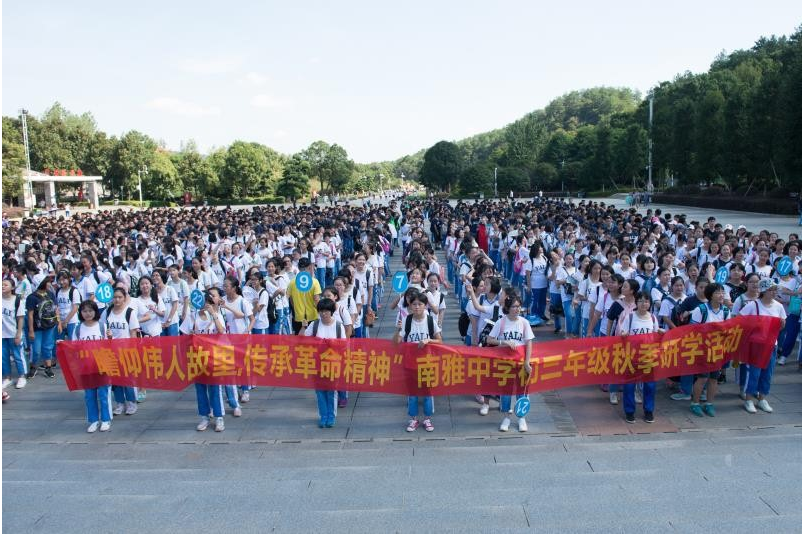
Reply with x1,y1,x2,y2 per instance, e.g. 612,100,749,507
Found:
95,283,113,304
777,256,793,277
514,397,531,418
190,289,205,310
392,271,409,293
296,271,313,293
714,266,729,284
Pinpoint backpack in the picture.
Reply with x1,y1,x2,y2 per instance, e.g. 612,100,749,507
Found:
128,268,141,298
671,298,690,327
34,292,59,330
458,310,471,337
403,314,435,342
262,289,278,324
478,299,501,347
726,282,746,302
311,319,343,339
697,303,730,324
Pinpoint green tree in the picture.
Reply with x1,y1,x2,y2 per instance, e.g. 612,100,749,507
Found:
419,141,464,192
458,163,494,196
531,162,558,190
276,154,310,203
107,130,156,199
221,141,270,197
614,124,647,185
2,116,26,205
142,151,181,201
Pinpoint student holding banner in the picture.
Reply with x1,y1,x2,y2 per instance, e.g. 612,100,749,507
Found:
70,300,113,432
105,287,140,416
192,290,227,432
618,291,661,423
394,291,442,433
303,298,347,428
485,292,533,432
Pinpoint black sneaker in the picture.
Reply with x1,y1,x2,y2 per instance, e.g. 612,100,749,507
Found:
625,413,635,423
43,367,55,379
644,411,655,423
26,367,37,379
717,371,726,384
37,364,48,371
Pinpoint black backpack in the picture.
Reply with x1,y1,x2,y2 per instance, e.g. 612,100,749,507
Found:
404,314,435,342
34,292,59,330
478,302,501,347
458,310,471,338
262,289,278,324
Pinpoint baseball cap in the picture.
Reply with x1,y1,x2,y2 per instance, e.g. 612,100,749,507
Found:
758,278,777,293
724,224,733,231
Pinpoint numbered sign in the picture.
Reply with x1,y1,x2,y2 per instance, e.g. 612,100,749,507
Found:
714,266,729,284
777,256,793,277
514,397,531,418
95,283,113,304
190,289,205,310
295,271,313,293
392,271,409,293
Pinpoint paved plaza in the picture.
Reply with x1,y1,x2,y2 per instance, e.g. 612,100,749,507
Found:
2,200,801,532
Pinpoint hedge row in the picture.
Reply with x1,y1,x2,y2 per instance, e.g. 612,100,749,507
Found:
653,194,800,215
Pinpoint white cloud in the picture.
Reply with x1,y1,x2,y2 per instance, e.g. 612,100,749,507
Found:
180,56,243,75
240,71,268,86
145,97,221,117
250,94,288,109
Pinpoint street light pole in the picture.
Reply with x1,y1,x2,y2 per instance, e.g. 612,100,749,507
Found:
138,164,148,206
18,109,33,208
647,93,654,193
494,167,498,198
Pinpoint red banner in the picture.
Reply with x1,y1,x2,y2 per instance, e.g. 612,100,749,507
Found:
56,316,780,396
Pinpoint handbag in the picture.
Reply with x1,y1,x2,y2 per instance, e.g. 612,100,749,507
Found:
789,295,801,315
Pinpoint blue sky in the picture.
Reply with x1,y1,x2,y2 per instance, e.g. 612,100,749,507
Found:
3,1,800,163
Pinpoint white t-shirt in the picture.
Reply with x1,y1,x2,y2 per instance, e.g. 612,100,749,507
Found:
528,257,548,289
105,307,140,339
399,315,442,343
136,295,165,337
57,286,82,325
690,304,729,324
253,288,271,330
304,319,348,339
72,321,105,341
619,311,659,335
488,315,535,346
223,295,253,334
159,286,180,326
658,293,685,325
580,278,603,320
193,310,226,335
737,299,787,320
2,295,26,338
594,290,616,336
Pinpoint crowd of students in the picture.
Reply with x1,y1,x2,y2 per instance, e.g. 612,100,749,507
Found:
1,195,800,434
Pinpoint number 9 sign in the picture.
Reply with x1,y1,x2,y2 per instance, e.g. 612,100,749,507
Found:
190,289,206,310
95,283,113,304
296,271,313,293
714,266,729,284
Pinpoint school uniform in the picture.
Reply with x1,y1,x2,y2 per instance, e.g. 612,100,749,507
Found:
73,322,113,426
304,319,347,427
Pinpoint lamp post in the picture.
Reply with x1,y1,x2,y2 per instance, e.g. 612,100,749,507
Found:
494,167,498,198
137,164,148,206
18,109,33,208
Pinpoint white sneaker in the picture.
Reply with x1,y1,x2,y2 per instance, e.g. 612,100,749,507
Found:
233,407,242,417
87,422,99,433
99,421,111,432
15,377,27,389
214,417,225,432
757,399,773,413
499,417,511,432
113,403,124,415
240,391,250,403
609,391,618,405
196,417,209,431
2,378,12,389
124,401,137,415
518,418,528,432
479,404,490,416
635,388,643,404
777,356,787,366
744,400,757,414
